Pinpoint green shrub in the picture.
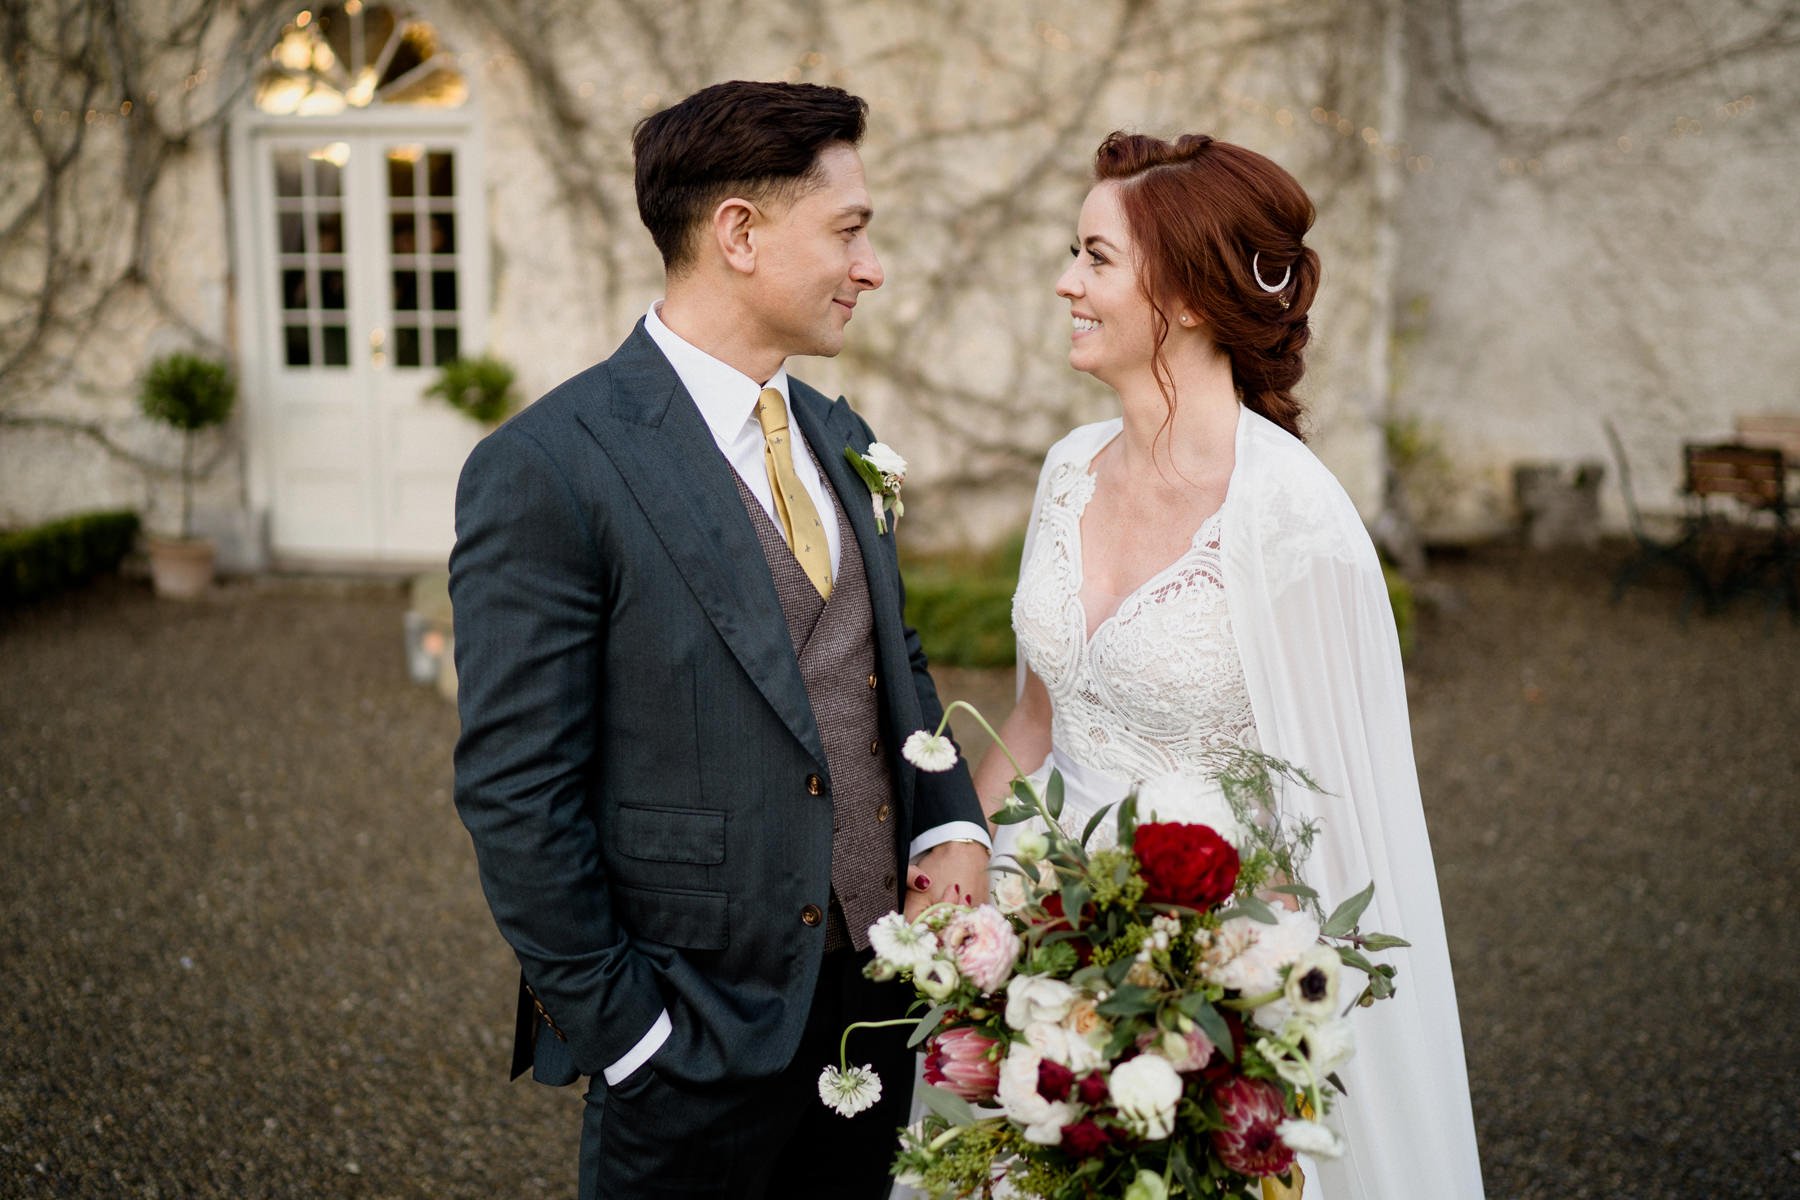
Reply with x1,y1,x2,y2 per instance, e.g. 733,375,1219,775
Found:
424,355,520,425
1383,561,1417,659
901,531,1026,669
0,510,141,606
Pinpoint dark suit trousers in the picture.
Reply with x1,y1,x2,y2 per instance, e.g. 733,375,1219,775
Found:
578,949,917,1199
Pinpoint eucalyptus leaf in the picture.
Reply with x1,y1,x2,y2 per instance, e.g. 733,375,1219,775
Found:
1268,883,1320,900
1171,1139,1203,1194
1360,932,1412,951
1061,881,1091,928
1235,894,1279,924
1046,770,1065,820
1080,802,1117,848
916,1083,976,1127
1096,983,1156,1017
1335,946,1376,976
907,1003,950,1049
1117,791,1139,845
1176,994,1235,1061
1322,881,1376,937
989,804,1039,826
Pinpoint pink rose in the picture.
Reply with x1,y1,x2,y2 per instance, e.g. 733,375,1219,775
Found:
941,904,1020,993
924,1027,1001,1103
1135,1026,1218,1073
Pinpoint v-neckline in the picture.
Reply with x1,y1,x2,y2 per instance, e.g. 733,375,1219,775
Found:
1069,432,1230,649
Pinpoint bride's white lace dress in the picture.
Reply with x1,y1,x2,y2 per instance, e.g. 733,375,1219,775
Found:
986,413,1485,1200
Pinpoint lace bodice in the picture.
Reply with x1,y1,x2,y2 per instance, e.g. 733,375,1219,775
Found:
1013,455,1260,789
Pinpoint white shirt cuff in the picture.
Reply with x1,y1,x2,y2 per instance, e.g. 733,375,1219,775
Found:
602,1008,671,1086
909,821,992,861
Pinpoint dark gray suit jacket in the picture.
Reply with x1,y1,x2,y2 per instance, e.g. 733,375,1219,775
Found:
450,322,982,1089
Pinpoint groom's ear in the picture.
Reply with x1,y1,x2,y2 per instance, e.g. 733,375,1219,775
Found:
712,197,760,276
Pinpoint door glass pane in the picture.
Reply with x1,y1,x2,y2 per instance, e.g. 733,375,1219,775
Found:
314,156,343,197
282,268,310,311
390,212,416,254
433,326,459,365
392,270,418,312
426,151,454,197
284,325,312,366
427,212,455,254
279,212,305,253
316,211,343,254
319,269,346,310
431,270,457,311
322,325,349,367
274,151,303,197
388,151,415,198
395,325,421,368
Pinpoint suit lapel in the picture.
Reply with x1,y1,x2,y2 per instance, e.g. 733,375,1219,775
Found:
574,325,825,768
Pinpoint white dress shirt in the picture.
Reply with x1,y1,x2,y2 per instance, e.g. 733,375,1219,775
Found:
601,304,989,1086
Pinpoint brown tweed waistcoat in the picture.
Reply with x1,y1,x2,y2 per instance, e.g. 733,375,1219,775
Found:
730,467,902,952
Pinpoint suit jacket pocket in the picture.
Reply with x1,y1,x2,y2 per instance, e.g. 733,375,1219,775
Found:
616,804,726,865
614,881,728,950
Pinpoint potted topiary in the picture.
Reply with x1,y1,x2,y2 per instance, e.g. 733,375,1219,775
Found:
423,354,520,426
138,352,236,598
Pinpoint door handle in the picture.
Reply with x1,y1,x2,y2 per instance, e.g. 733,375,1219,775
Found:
370,327,387,367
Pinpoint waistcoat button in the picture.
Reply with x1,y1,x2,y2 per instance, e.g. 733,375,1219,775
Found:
806,774,823,796
800,904,823,927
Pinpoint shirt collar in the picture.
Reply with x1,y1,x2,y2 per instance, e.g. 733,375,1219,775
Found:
644,301,789,445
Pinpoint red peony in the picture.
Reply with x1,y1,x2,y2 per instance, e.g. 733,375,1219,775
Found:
1059,1119,1112,1159
1211,1076,1296,1177
1036,1059,1075,1102
1133,821,1240,908
1077,1071,1110,1107
922,1027,1000,1103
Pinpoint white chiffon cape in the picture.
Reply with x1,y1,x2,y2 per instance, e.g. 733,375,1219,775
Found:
1012,412,1485,1199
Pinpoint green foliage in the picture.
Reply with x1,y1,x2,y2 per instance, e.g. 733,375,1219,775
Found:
424,354,520,425
0,510,140,606
138,352,236,538
1383,561,1417,658
900,528,1025,668
138,353,235,432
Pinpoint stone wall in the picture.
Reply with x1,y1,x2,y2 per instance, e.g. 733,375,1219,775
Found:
1391,0,1800,539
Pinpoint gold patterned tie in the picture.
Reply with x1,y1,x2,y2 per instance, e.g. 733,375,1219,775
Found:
755,387,832,600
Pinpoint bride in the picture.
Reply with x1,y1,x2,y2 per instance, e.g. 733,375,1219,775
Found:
969,132,1486,1199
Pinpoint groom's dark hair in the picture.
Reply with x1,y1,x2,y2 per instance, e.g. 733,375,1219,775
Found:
633,80,868,273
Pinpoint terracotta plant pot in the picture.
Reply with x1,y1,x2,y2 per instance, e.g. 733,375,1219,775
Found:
146,536,217,599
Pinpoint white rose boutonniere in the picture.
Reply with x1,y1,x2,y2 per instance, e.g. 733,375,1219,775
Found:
844,441,906,533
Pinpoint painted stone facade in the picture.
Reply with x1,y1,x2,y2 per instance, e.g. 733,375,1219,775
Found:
2,1,1794,563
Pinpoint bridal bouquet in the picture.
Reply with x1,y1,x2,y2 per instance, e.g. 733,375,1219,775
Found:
817,704,1407,1200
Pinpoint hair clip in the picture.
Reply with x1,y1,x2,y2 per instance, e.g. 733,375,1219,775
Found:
1252,251,1291,309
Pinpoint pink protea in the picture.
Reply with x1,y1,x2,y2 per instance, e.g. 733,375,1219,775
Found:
923,1027,1001,1103
1211,1076,1296,1177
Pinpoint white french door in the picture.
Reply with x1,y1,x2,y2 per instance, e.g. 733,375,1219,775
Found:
238,122,488,563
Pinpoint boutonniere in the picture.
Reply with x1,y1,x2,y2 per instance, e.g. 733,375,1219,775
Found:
844,442,907,534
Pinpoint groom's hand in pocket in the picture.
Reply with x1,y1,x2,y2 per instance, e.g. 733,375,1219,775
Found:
904,840,989,920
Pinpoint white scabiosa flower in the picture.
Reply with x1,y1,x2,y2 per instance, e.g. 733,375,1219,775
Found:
902,730,958,772
817,1063,883,1117
1108,1053,1183,1140
867,912,939,975
1278,1117,1347,1158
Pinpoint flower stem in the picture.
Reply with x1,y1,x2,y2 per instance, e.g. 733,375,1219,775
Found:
935,700,1036,801
838,1017,920,1070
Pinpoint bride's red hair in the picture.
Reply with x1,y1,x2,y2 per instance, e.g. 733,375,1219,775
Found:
1093,131,1319,441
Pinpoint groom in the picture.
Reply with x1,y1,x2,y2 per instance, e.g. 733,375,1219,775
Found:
450,81,990,1198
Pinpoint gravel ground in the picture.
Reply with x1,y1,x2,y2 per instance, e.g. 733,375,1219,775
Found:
1,543,1795,1199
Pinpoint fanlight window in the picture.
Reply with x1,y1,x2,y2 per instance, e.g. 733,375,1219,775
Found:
257,3,467,115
